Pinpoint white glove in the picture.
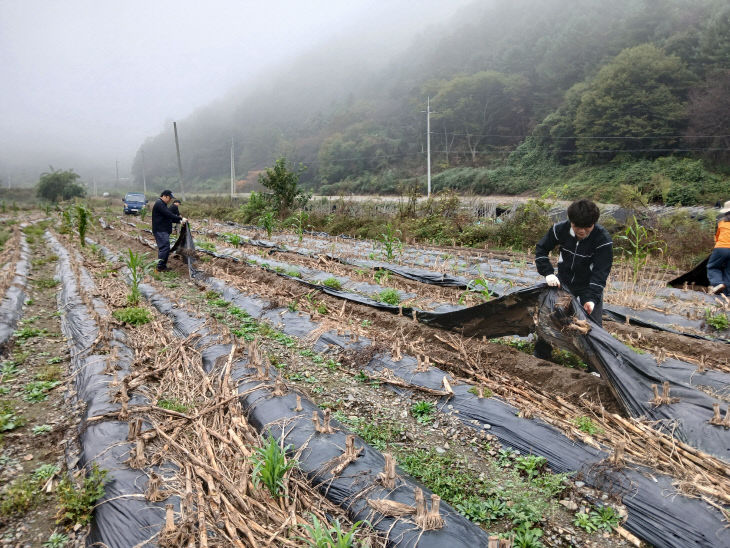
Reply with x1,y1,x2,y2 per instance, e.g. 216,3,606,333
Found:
545,274,560,287
181,217,188,225
583,301,595,314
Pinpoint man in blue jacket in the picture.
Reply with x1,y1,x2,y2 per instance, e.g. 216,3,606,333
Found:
534,199,612,359
152,190,187,272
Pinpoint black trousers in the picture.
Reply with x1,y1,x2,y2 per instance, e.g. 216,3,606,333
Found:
154,230,171,267
534,296,602,360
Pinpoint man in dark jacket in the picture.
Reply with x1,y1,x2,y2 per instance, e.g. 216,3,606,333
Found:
169,199,182,235
152,190,187,272
533,199,612,359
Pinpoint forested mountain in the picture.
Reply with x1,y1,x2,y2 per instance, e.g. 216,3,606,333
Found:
132,0,730,203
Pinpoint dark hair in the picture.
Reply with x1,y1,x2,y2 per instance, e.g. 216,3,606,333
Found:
567,199,600,227
173,199,181,204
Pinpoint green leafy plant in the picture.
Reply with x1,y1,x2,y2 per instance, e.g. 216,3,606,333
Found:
112,307,152,326
459,276,494,304
573,415,603,436
291,210,311,244
410,401,435,424
322,277,342,290
225,233,243,246
43,532,69,548
0,476,38,516
379,223,402,261
616,216,665,282
250,437,297,499
23,380,61,402
514,455,547,480
259,210,277,238
378,288,400,305
14,326,46,340
123,248,155,304
33,464,60,483
32,424,53,435
299,513,364,548
573,511,599,533
139,206,148,221
157,398,190,413
511,523,545,548
0,405,24,432
34,277,60,289
705,308,729,331
75,203,91,247
56,463,107,526
197,241,217,253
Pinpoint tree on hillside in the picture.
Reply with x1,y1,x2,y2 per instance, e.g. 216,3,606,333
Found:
36,168,86,202
685,70,730,165
258,157,309,216
430,71,531,164
573,44,694,158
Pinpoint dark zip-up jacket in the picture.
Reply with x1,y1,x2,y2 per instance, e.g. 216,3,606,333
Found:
152,198,182,234
169,203,180,217
535,220,613,303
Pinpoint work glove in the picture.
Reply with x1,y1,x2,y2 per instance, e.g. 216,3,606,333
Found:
583,301,595,315
545,274,560,287
181,217,188,225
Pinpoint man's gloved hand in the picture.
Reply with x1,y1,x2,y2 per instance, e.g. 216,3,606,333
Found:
545,274,560,287
583,301,595,314
181,217,188,225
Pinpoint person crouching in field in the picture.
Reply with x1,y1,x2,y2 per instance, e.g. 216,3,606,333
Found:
533,199,613,360
707,200,730,296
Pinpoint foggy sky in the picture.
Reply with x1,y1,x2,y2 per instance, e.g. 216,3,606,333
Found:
0,0,472,185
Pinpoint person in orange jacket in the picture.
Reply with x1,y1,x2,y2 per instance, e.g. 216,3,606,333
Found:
707,200,730,295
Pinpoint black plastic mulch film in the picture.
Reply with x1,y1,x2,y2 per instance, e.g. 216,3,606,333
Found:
158,228,728,548
200,223,730,343
48,233,175,547
0,229,30,347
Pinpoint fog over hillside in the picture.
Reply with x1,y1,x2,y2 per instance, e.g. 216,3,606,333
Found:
0,0,473,188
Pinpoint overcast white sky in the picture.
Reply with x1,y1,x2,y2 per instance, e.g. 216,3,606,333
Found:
0,0,472,184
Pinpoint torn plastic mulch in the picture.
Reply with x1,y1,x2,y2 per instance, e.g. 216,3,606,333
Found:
47,233,177,547
668,255,710,288
138,285,492,548
0,229,30,347
535,289,730,462
176,265,730,548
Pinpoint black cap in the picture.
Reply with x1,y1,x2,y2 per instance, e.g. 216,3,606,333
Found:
160,189,175,198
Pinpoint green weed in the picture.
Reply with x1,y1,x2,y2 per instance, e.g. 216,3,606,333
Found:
23,380,61,402
299,513,364,548
705,309,729,331
410,401,435,424
157,398,191,413
56,463,107,526
33,424,53,435
573,416,603,436
112,307,152,326
322,277,342,290
378,288,400,305
14,327,46,340
250,437,297,499
42,532,69,548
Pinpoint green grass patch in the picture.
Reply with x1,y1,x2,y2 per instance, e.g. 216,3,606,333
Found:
157,398,191,413
378,288,401,305
112,307,152,326
13,327,47,340
34,277,60,289
573,416,604,436
321,277,342,290
410,401,435,424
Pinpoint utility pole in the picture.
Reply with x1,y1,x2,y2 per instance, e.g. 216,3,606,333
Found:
115,160,120,187
173,121,186,200
424,97,432,198
141,150,147,195
93,176,97,197
230,138,236,200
